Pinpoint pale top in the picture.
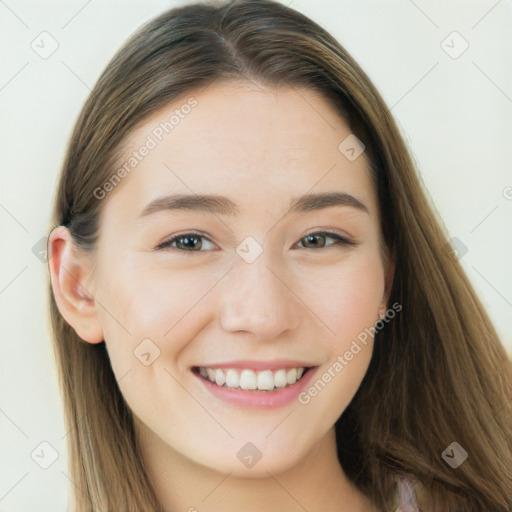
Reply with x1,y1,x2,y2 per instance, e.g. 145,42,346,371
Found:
394,476,420,512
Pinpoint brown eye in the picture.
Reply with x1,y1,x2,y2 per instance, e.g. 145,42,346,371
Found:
297,232,355,249
156,232,215,253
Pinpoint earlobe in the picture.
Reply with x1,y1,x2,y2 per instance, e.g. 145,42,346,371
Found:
48,226,104,344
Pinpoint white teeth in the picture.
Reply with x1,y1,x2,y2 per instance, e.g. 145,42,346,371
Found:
239,369,258,390
215,369,226,386
225,369,240,388
198,366,308,391
273,369,287,388
257,370,274,391
286,368,297,385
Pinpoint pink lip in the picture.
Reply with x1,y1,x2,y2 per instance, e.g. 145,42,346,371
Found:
195,359,314,371
193,366,318,409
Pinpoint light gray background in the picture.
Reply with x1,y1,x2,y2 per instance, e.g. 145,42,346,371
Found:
1,1,511,510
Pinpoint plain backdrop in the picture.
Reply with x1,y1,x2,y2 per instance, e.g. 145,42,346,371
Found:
1,0,511,510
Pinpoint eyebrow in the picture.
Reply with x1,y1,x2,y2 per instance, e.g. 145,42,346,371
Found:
138,191,369,219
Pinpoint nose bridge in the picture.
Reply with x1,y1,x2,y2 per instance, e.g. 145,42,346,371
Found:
218,245,300,338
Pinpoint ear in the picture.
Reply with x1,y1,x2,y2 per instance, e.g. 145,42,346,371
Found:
48,226,104,344
378,245,395,318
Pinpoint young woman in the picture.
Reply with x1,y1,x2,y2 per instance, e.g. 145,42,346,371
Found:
47,1,512,510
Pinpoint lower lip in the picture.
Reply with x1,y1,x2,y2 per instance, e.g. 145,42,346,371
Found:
193,367,317,409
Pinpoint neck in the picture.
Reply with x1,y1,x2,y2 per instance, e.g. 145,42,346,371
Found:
136,421,376,512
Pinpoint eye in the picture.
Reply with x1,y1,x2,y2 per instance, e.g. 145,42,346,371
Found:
156,232,215,253
156,230,356,254
296,231,356,250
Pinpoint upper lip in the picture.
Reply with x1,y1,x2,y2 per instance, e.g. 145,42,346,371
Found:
194,360,316,371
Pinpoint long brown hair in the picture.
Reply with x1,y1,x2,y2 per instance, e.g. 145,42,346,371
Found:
48,1,512,510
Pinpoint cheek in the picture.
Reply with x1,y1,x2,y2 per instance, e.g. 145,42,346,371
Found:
296,251,385,343
94,259,222,368
296,255,382,421
99,255,201,328
93,264,205,417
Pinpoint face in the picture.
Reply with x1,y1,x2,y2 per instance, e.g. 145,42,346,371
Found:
59,81,392,477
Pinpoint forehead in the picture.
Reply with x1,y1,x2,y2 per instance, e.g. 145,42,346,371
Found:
102,80,377,223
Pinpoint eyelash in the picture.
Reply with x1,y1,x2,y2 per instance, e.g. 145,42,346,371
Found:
155,231,356,254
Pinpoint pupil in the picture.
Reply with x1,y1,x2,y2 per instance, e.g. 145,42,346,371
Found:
305,234,324,248
181,236,200,250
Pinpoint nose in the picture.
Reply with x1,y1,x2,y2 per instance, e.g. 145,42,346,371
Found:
218,252,301,340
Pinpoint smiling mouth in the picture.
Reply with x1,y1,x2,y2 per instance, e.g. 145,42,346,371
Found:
192,366,313,392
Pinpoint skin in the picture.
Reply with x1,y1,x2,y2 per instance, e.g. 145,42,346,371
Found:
49,80,394,511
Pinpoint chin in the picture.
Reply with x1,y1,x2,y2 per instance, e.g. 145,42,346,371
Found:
196,441,308,479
